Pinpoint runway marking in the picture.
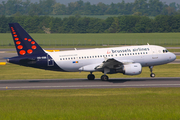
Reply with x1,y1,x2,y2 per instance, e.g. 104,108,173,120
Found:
1,84,180,89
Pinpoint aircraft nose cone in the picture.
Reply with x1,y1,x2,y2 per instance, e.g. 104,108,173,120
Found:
169,53,176,62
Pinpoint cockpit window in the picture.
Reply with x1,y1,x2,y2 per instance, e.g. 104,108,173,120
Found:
163,49,169,53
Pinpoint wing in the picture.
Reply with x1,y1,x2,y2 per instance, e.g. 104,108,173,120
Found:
79,57,134,72
95,57,134,70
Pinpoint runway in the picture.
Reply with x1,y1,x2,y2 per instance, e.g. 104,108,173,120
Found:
0,77,180,90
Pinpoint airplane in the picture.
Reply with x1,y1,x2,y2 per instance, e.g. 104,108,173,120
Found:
7,23,176,81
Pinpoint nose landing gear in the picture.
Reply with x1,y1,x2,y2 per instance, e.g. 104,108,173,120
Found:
149,66,155,78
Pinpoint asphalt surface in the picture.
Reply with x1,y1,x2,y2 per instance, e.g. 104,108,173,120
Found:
0,77,180,90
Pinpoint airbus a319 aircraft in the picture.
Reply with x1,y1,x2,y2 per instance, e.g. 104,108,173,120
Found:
7,23,176,81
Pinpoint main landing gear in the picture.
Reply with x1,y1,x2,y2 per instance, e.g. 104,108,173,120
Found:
87,72,95,80
87,72,109,81
100,68,109,81
101,75,109,81
149,66,155,78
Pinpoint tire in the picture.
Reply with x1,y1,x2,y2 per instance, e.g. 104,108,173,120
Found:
101,75,109,81
150,73,155,78
87,74,95,80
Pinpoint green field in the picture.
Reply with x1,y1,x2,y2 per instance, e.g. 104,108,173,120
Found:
47,15,155,20
176,56,180,59
0,88,180,120
48,15,121,19
0,33,180,47
0,32,179,119
0,64,179,80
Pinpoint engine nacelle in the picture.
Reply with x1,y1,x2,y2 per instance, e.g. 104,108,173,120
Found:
123,63,142,75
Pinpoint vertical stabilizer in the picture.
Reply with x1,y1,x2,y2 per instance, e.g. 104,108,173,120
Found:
9,23,45,56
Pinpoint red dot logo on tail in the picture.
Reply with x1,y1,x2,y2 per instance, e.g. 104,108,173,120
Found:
27,49,33,54
32,45,37,49
31,41,35,44
17,45,23,49
16,41,21,45
15,38,19,41
19,50,26,55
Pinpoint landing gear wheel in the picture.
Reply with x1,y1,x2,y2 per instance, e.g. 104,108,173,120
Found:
149,66,155,78
101,75,109,81
150,73,155,78
87,74,95,80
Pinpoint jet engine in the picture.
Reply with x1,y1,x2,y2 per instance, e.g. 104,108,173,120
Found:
123,63,142,75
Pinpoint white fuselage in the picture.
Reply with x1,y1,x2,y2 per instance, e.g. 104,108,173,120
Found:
48,45,176,72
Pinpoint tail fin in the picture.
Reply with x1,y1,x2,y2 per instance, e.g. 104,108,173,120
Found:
9,23,45,56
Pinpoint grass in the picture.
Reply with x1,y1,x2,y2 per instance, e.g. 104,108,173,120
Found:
176,56,180,59
168,49,180,52
0,63,179,80
0,88,180,119
0,33,180,47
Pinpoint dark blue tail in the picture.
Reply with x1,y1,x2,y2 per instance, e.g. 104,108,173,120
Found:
9,23,45,56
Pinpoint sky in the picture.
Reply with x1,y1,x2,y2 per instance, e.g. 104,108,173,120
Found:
0,0,180,5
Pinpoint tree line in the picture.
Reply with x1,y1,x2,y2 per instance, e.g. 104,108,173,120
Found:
0,0,180,16
0,15,180,33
